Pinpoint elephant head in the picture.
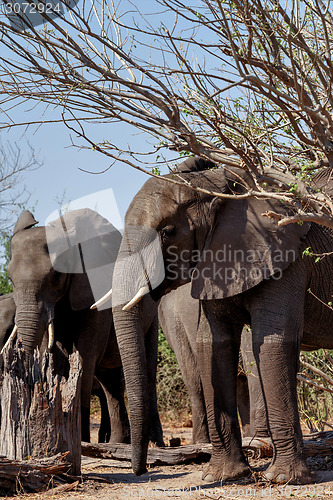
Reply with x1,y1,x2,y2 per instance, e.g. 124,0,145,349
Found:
110,157,311,475
8,208,121,356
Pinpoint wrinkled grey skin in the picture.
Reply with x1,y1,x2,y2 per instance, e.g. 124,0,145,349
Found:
0,293,16,426
159,284,264,443
239,329,268,438
7,210,132,443
112,156,333,484
159,286,209,444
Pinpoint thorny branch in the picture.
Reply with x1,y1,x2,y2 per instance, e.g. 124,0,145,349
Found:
0,1,333,226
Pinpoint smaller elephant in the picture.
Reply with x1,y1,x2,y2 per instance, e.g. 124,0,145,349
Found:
0,293,16,353
0,293,16,373
91,378,111,443
7,210,132,444
159,285,269,443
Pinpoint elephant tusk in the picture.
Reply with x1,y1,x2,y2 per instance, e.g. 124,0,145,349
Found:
1,324,18,355
122,286,149,311
90,289,113,310
48,321,54,350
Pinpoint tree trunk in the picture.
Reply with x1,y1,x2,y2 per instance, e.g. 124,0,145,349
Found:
0,344,82,475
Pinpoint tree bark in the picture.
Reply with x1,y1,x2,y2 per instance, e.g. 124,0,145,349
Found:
0,344,82,475
0,453,76,494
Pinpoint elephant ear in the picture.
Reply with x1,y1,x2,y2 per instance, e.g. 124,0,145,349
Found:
46,208,122,310
13,211,38,235
191,197,311,300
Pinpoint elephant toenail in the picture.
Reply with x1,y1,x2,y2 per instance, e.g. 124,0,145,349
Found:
201,473,215,483
262,472,274,481
276,474,288,483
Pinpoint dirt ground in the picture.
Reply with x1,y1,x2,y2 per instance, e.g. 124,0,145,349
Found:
9,416,333,500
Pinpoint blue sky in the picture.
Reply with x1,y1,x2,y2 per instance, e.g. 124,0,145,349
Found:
3,102,176,230
4,112,148,223
1,0,181,230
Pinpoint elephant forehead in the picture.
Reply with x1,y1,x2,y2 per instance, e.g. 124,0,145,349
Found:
11,227,47,256
127,193,181,226
46,208,119,245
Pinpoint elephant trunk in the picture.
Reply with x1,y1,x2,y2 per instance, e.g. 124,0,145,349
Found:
112,230,163,474
113,304,150,476
14,285,51,357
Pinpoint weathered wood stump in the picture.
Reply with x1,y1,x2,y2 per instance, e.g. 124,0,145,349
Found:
0,344,82,475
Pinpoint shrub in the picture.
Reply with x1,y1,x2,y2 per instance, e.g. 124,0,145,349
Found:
297,349,333,432
156,326,191,421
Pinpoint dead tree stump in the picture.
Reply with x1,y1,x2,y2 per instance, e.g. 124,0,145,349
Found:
0,344,82,475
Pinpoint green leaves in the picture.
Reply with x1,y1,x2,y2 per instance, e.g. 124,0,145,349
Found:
0,233,12,294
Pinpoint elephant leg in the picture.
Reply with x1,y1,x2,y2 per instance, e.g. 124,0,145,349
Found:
96,367,130,444
236,371,251,437
145,316,165,447
240,330,268,437
163,326,209,443
250,280,311,484
188,383,210,444
198,301,249,482
81,364,95,442
169,339,209,443
176,348,209,443
91,383,111,443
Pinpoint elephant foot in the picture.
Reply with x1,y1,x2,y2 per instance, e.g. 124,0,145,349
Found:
201,457,250,483
193,431,210,444
109,432,130,444
194,436,210,444
262,460,312,485
149,427,165,447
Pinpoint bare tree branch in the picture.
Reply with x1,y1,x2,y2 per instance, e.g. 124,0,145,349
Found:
0,0,333,226
0,142,41,230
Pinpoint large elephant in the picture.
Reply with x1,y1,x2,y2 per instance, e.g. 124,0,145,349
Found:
111,156,333,484
7,209,133,444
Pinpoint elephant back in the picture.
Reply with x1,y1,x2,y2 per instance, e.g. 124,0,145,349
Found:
173,156,216,173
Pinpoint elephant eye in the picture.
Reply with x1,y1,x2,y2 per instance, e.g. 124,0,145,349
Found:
160,225,175,245
162,225,175,237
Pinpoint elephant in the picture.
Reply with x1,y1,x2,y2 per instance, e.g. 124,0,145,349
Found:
110,156,333,484
159,284,265,443
7,209,148,445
